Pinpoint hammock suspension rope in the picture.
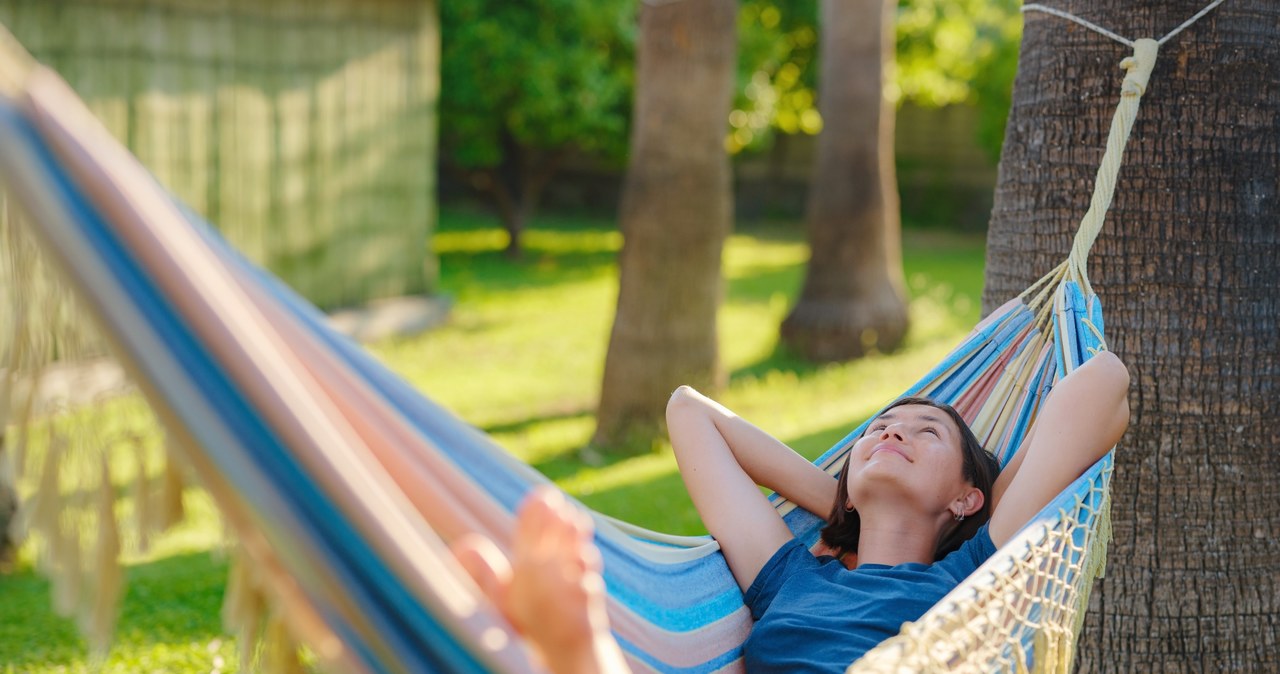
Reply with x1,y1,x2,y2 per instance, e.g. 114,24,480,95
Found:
1021,0,1228,47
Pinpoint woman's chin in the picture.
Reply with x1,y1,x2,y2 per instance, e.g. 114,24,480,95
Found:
848,462,912,498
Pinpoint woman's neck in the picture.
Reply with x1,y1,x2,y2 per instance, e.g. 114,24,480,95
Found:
854,507,942,567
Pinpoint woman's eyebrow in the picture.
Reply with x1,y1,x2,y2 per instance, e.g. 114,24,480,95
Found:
917,414,955,436
866,412,893,430
871,411,951,432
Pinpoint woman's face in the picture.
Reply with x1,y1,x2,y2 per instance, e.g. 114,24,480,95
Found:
845,404,972,514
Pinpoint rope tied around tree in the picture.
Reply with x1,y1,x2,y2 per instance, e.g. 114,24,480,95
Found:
1065,38,1158,294
1017,1,1226,326
1018,37,1158,325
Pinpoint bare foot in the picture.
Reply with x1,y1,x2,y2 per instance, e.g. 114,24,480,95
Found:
451,487,630,674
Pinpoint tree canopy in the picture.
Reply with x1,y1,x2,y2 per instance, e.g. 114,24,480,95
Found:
730,0,1021,159
439,0,634,255
440,0,634,169
439,0,1024,225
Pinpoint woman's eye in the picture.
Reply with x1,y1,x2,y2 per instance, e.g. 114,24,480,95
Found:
923,427,939,436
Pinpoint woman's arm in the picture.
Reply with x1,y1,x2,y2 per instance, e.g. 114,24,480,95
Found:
666,386,836,590
988,351,1130,547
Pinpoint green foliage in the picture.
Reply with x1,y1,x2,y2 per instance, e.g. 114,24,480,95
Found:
967,21,1021,162
894,0,1022,160
732,0,821,153
730,0,1021,159
439,0,1021,175
439,0,635,168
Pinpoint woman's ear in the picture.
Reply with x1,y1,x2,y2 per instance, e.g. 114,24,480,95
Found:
957,487,985,519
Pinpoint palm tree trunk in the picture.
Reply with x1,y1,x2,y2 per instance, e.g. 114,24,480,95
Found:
780,0,909,362
593,0,737,451
983,2,1280,670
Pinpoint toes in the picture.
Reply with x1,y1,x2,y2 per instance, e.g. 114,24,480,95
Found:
515,487,561,559
513,486,604,588
450,533,512,606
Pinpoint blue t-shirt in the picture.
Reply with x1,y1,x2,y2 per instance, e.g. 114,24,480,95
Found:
742,525,996,673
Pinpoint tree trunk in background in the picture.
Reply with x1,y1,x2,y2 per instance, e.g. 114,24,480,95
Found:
593,0,736,451
983,2,1279,671
0,432,15,572
780,0,908,362
459,129,566,259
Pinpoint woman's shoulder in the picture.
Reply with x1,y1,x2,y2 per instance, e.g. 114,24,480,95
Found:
934,523,997,580
743,538,821,617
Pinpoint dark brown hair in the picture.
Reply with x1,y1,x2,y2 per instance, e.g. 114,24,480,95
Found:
820,396,1000,561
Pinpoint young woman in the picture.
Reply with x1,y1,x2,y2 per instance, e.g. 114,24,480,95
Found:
452,351,1130,674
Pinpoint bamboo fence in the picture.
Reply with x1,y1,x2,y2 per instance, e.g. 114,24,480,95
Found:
0,0,440,314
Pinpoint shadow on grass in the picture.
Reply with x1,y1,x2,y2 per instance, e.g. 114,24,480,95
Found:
437,208,622,293
724,263,803,305
479,407,596,438
439,247,619,294
729,339,827,383
0,550,230,670
533,442,623,484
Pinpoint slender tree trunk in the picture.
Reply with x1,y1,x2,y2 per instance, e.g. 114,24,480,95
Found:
780,0,908,362
0,431,15,572
593,0,736,451
452,133,565,259
983,2,1280,671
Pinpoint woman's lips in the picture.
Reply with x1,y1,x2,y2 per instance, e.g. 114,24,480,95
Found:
870,444,912,462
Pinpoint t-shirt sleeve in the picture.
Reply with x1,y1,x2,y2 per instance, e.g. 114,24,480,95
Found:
935,523,998,582
742,538,820,620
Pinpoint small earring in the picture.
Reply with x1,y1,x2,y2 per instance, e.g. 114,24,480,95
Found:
954,511,965,522
844,503,855,513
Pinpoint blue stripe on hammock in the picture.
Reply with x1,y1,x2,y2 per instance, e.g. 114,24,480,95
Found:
615,632,744,674
932,315,1029,402
1001,349,1053,467
0,105,493,674
1087,293,1107,354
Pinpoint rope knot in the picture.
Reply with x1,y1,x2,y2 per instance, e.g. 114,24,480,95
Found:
1120,38,1159,97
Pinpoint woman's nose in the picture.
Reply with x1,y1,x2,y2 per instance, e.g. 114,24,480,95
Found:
880,426,904,441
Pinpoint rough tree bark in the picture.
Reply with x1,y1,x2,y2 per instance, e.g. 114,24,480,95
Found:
983,2,1280,671
593,0,736,450
780,0,909,362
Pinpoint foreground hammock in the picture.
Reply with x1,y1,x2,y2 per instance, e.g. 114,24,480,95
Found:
0,16,1170,674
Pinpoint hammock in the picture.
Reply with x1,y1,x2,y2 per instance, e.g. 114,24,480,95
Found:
0,6,1204,672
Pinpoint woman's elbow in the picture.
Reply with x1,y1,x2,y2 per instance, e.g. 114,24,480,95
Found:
1089,351,1131,439
1080,351,1129,397
666,385,701,420
1095,352,1130,404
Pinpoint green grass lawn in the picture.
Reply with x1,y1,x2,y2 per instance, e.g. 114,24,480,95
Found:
1,209,986,672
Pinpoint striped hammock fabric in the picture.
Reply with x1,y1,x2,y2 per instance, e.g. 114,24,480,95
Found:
0,28,1155,674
